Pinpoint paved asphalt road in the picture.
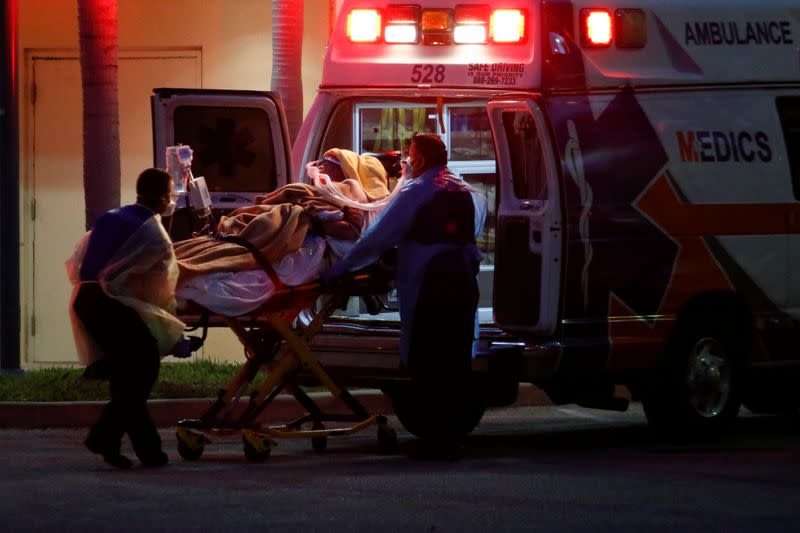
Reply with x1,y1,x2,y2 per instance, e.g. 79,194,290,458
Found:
1,403,798,532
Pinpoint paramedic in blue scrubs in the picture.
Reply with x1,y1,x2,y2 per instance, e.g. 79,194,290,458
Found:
321,133,487,438
73,168,177,469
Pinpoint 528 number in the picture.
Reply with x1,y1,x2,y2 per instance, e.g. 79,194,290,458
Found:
410,64,446,83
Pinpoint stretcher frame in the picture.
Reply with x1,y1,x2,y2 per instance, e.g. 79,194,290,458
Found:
174,235,397,462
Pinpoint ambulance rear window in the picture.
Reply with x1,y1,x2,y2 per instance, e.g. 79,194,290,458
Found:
320,99,496,162
173,105,276,193
316,97,498,266
502,111,546,202
449,106,494,161
359,106,437,153
776,97,800,200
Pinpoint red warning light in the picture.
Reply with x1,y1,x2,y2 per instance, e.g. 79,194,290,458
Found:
385,4,420,43
348,9,382,42
491,9,526,43
454,4,490,44
581,9,612,47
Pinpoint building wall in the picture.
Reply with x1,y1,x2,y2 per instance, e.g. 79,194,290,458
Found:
19,0,329,114
17,0,330,367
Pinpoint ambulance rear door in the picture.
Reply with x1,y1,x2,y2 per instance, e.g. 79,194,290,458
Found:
488,97,562,335
151,88,293,239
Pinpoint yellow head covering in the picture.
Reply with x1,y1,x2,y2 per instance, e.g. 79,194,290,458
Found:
323,148,390,201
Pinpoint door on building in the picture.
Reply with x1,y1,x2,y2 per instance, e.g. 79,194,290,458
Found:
25,50,201,364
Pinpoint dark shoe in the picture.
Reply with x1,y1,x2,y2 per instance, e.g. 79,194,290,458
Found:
101,453,134,469
85,435,132,469
139,451,169,467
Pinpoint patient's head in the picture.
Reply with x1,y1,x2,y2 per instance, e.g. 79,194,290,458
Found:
320,148,390,200
315,156,347,182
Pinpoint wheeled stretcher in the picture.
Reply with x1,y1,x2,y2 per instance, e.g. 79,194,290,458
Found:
174,235,398,462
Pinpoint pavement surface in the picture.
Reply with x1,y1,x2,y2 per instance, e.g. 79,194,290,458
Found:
1,404,798,532
0,384,552,429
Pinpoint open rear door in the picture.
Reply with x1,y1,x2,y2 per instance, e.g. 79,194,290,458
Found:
152,88,293,239
488,97,562,335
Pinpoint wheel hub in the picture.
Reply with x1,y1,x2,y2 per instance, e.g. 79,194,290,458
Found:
686,337,731,418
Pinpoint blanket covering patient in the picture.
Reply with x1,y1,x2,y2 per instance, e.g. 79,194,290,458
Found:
173,149,391,315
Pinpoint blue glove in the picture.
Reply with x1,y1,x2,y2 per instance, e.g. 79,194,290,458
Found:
170,336,203,358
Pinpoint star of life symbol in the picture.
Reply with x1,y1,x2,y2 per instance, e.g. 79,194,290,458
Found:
564,119,593,311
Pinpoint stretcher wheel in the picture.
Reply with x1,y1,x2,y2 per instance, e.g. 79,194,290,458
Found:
176,428,206,461
311,421,327,452
377,425,398,453
242,432,272,462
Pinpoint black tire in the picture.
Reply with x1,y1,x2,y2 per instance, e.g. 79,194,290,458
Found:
377,425,398,453
643,303,746,436
391,385,485,443
177,438,204,461
242,435,271,462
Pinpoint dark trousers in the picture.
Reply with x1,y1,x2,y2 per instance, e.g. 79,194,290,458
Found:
394,252,480,442
407,251,479,397
73,284,162,458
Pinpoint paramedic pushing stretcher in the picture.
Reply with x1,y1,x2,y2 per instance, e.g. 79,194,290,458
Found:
321,133,488,436
69,168,187,469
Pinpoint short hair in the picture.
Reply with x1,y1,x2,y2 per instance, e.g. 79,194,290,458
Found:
136,168,172,201
411,132,448,167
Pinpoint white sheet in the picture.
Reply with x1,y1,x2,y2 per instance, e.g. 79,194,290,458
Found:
175,170,373,317
176,235,328,316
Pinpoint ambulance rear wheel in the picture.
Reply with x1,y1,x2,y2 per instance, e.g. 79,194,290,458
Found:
392,387,485,443
642,302,746,437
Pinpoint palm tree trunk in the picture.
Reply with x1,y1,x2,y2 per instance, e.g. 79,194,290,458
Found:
271,0,304,143
77,0,120,230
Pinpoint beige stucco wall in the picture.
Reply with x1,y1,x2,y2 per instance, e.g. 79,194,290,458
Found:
19,0,329,111
16,0,331,367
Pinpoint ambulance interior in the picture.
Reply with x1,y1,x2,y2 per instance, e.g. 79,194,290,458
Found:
313,98,499,322
153,89,554,331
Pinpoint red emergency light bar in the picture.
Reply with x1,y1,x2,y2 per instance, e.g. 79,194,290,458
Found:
385,4,420,42
346,4,527,44
454,5,489,44
580,8,647,49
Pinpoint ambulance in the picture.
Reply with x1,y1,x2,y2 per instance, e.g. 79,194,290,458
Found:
152,0,800,439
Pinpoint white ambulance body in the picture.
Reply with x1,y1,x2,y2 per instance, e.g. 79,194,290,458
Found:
153,0,800,437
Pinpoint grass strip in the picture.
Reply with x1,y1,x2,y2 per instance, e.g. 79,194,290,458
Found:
0,360,267,402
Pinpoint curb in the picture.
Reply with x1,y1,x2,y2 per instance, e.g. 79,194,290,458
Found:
0,385,552,429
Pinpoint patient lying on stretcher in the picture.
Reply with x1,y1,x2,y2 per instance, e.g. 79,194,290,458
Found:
174,149,401,316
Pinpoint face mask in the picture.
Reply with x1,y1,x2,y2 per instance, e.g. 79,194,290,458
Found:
162,198,177,217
